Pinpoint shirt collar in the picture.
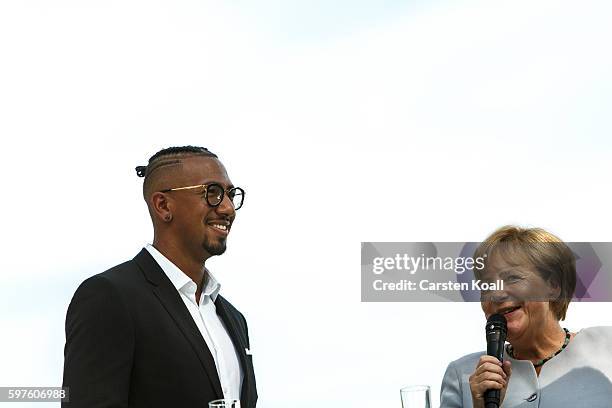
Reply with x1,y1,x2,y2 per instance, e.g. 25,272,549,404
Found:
145,244,221,302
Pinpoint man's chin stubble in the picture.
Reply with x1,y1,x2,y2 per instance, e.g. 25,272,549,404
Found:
204,239,227,256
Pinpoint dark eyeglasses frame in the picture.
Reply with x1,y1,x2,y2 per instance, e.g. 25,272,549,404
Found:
159,183,245,210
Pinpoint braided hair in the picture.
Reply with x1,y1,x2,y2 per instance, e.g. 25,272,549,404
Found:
137,146,219,201
136,146,218,179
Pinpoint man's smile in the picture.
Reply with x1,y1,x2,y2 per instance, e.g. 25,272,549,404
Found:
207,220,231,235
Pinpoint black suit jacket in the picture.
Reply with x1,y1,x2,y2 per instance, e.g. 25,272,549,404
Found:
62,249,257,408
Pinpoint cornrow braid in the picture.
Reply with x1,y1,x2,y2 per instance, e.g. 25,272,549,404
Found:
135,146,218,178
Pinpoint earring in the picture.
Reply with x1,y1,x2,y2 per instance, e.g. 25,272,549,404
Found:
165,214,172,221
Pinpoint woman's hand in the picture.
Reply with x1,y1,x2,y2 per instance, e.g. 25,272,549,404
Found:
469,355,512,408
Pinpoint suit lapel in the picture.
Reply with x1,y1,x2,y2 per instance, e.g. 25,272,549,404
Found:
215,296,251,406
133,249,224,398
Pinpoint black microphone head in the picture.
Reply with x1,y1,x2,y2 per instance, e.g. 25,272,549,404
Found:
485,313,507,336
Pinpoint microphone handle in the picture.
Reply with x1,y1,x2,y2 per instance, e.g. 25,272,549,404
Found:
484,330,504,408
484,392,500,408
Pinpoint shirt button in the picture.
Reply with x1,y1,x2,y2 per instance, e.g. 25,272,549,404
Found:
526,393,537,402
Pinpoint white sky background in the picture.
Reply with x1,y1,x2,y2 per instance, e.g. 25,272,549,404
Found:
1,0,612,407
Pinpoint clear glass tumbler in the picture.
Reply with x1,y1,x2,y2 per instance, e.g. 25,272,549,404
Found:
400,385,431,408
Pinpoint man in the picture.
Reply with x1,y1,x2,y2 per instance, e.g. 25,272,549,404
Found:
62,146,257,408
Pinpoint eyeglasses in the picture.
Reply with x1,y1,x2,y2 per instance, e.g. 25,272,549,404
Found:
160,183,245,210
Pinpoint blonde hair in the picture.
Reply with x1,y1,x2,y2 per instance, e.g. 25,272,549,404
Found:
474,225,576,320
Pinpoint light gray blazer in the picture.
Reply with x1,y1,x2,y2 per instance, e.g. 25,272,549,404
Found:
440,326,612,407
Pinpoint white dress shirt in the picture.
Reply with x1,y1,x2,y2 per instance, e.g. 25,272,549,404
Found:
145,244,243,400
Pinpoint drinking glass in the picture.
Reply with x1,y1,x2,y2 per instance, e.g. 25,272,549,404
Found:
208,399,241,408
400,385,431,408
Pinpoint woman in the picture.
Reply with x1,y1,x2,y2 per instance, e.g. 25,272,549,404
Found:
440,226,612,407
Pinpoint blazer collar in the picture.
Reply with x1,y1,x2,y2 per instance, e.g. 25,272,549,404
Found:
133,248,224,398
143,244,222,302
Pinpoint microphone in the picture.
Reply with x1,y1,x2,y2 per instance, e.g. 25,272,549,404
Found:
484,314,507,408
